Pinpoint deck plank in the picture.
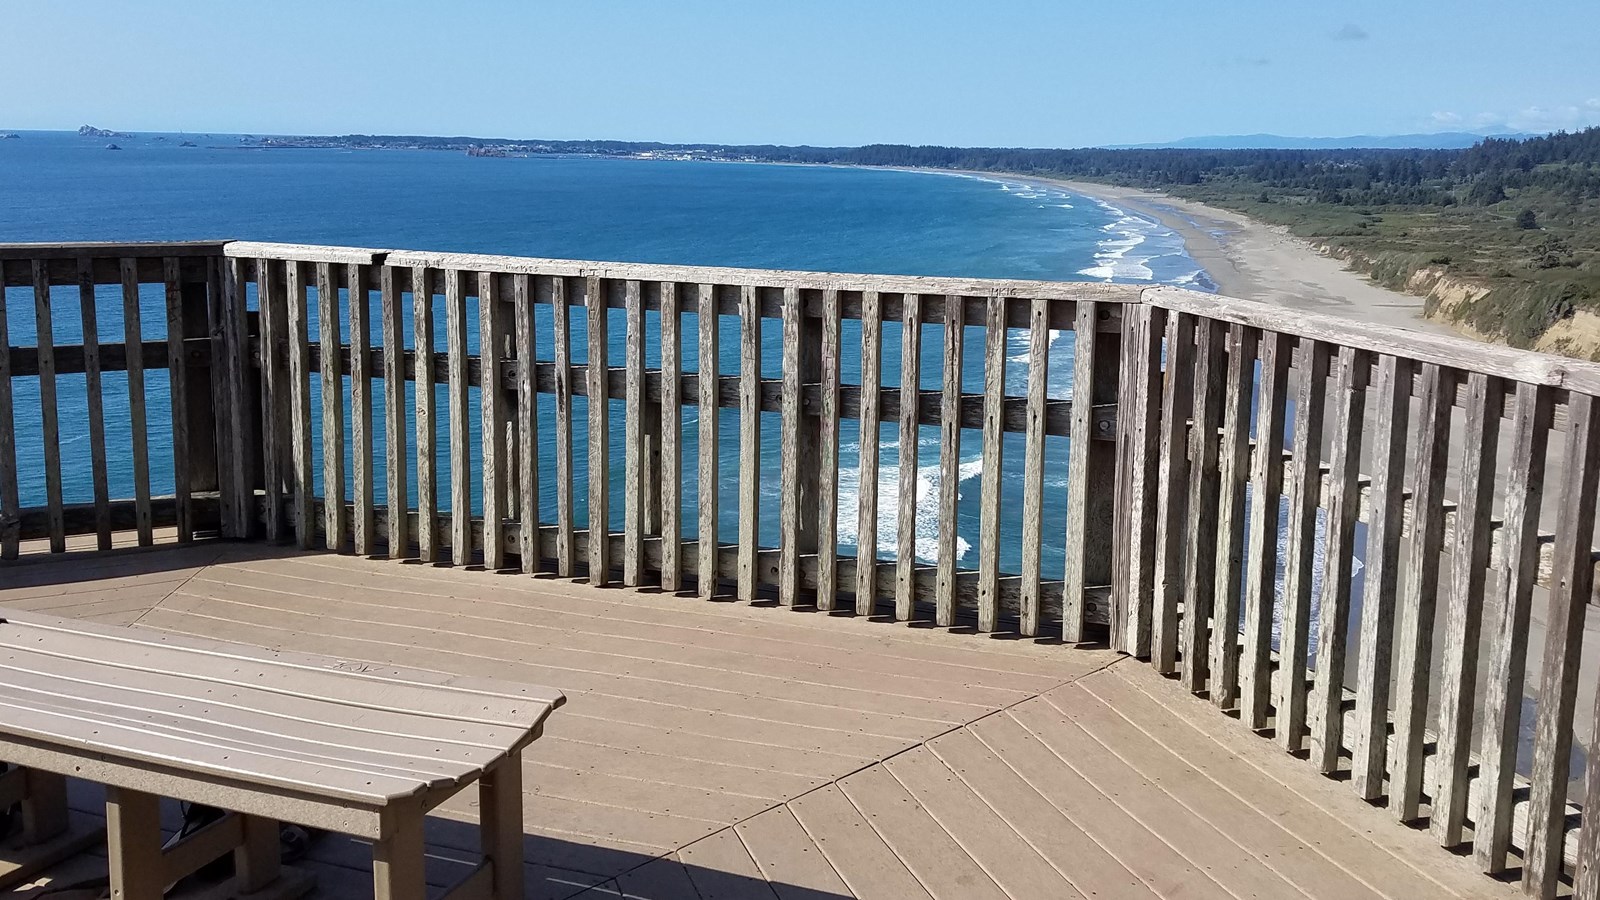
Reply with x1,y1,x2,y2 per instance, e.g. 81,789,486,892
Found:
678,827,779,900
735,804,852,900
836,764,1008,900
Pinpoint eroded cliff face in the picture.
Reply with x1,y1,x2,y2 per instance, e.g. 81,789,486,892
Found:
1312,244,1600,360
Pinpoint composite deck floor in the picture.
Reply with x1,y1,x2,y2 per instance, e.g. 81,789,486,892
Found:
2,541,1522,900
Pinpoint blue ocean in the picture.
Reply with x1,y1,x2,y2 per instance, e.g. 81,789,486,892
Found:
0,129,1208,580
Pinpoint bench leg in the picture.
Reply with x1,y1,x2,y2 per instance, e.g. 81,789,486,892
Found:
106,786,164,900
479,752,525,900
19,769,68,845
236,814,282,892
372,814,426,900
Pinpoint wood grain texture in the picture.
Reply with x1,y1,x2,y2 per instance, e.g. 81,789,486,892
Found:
698,283,720,599
896,293,925,622
1350,354,1414,800
552,277,575,577
253,259,280,545
1209,325,1257,709
0,266,15,559
1151,311,1195,675
286,260,314,550
1276,338,1330,752
222,258,255,540
349,264,375,556
316,262,346,552
1062,300,1099,643
1430,372,1502,847
33,260,64,552
1239,329,1289,731
1309,346,1368,773
976,294,1007,632
1389,363,1455,820
513,274,539,574
935,295,965,628
74,259,110,550
737,284,760,602
856,290,883,616
1122,305,1167,657
780,287,803,606
816,289,843,611
1019,296,1049,635
447,269,472,567
623,280,645,586
586,276,610,584
1180,317,1224,692
659,282,682,591
1524,391,1600,899
479,271,507,572
412,265,438,564
381,266,409,558
1475,382,1552,874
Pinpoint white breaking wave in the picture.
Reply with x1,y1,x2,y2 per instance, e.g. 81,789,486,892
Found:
1077,196,1162,282
835,433,984,564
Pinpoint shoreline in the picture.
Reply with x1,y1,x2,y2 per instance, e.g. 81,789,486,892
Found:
926,168,1460,337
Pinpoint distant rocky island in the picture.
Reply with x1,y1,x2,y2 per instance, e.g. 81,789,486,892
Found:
0,133,19,140
78,124,133,139
243,132,755,162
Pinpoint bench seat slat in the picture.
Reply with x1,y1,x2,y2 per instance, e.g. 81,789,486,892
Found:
0,667,495,783
2,687,462,794
0,696,424,805
1,613,562,728
0,644,524,755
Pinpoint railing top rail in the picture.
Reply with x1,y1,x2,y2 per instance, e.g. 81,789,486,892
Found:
223,241,1148,302
1144,285,1600,395
0,241,230,260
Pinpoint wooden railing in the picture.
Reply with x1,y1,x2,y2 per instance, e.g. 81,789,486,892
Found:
5,239,1600,897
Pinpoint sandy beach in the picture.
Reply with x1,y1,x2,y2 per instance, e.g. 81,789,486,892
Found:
997,175,1461,337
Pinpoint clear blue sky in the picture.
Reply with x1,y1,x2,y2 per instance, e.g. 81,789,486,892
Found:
6,0,1597,146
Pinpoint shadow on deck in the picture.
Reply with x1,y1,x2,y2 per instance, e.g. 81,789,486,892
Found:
2,541,1525,899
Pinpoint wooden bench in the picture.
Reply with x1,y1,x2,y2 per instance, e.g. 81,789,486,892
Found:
0,610,565,900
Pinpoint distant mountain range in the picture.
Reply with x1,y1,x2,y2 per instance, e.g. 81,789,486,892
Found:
1107,131,1541,150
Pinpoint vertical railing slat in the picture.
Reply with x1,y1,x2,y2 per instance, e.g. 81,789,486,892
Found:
76,258,111,550
1431,372,1502,846
780,286,803,606
856,290,883,616
1475,382,1552,874
659,283,682,591
513,274,539,574
0,265,16,559
445,270,472,566
286,261,313,549
222,258,255,540
817,289,842,611
976,294,1006,632
1351,353,1414,799
1018,296,1048,635
1209,325,1257,708
552,277,575,577
1121,305,1167,656
934,295,964,627
1524,391,1600,899
1062,299,1100,642
737,285,760,601
479,271,506,571
1309,346,1368,773
32,261,64,552
317,262,345,551
412,266,438,564
1390,362,1455,820
623,280,645,585
586,276,610,583
1152,311,1195,673
253,259,279,545
381,266,408,558
349,263,374,556
1277,339,1330,752
697,284,720,599
1239,329,1290,730
1180,317,1223,692
896,293,924,622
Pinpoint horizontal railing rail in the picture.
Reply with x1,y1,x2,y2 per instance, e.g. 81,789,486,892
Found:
6,239,1600,897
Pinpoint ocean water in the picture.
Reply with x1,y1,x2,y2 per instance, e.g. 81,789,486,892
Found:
0,129,1208,582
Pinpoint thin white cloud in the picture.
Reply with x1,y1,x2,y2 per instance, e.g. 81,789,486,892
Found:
1333,24,1369,41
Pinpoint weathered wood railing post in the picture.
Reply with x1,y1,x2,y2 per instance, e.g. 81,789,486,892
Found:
794,294,824,601
219,254,261,539
176,260,221,540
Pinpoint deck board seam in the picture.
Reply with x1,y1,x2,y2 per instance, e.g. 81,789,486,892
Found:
123,545,229,629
